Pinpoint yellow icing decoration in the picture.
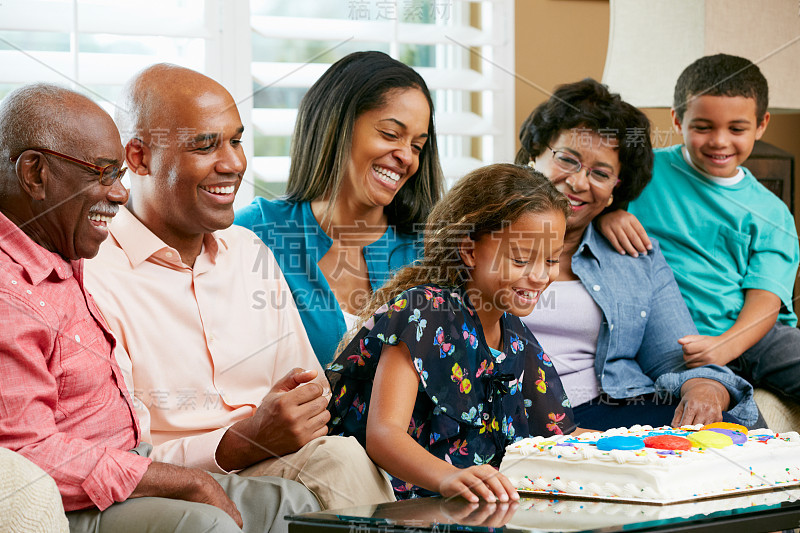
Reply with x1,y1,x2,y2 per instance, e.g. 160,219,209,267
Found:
689,430,733,449
702,422,748,435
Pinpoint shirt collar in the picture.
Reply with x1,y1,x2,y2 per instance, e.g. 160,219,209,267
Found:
576,222,603,265
0,210,74,284
681,145,746,186
109,206,228,268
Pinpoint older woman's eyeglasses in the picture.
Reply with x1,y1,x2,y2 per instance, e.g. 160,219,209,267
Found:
548,147,618,185
10,148,127,186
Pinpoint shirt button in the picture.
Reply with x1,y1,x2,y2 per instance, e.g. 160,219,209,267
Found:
640,310,647,318
165,251,173,258
10,280,17,285
74,335,81,343
592,285,601,292
609,324,614,331
39,301,45,307
26,289,32,294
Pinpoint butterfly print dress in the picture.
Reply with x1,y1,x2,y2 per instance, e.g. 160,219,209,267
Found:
326,284,573,499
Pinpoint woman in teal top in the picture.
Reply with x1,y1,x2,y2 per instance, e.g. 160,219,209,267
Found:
235,51,445,365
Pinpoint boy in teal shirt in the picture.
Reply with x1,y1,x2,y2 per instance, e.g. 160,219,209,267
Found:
599,54,800,402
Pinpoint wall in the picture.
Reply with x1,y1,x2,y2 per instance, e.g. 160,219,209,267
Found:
514,0,609,142
514,0,800,233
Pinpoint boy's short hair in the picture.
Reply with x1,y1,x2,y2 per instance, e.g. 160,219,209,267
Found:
673,53,769,124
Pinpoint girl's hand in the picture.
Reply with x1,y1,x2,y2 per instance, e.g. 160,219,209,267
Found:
368,344,520,503
438,465,519,503
596,209,652,257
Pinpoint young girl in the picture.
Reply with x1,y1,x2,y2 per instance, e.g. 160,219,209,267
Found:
326,164,575,502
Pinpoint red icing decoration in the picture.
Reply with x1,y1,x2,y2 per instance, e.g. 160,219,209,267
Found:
644,435,692,451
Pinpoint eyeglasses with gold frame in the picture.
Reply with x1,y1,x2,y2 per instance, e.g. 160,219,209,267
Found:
10,148,127,186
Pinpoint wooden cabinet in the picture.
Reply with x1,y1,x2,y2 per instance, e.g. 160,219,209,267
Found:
742,140,795,215
742,140,798,305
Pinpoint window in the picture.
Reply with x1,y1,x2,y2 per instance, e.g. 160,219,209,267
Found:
249,0,516,199
0,0,515,205
0,0,211,114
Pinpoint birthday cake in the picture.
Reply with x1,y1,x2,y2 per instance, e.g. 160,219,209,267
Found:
499,423,800,503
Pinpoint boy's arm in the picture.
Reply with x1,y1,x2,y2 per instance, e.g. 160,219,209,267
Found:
680,289,781,368
596,209,652,256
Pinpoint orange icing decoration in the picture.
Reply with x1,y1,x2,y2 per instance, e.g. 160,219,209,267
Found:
702,422,748,435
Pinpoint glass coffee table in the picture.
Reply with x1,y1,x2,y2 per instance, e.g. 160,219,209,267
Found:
288,487,800,532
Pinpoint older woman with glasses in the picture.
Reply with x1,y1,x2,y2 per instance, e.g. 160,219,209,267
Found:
516,79,758,430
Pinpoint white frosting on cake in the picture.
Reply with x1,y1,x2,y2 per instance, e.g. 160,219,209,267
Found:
499,426,800,502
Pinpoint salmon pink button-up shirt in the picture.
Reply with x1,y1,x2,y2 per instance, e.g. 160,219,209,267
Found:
84,206,325,473
0,212,150,512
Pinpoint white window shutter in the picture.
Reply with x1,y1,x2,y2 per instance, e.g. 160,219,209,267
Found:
249,0,515,194
1,0,516,203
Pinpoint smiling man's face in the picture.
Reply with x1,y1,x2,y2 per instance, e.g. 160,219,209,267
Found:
138,81,246,243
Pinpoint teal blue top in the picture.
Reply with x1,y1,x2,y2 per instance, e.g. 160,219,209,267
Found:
629,145,799,336
234,198,421,365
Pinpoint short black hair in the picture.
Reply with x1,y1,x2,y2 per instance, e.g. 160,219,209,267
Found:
673,53,769,124
515,78,653,209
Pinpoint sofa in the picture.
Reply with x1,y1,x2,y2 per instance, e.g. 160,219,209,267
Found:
0,448,68,533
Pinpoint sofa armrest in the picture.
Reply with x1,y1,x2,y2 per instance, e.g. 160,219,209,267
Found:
0,447,68,532
753,388,800,432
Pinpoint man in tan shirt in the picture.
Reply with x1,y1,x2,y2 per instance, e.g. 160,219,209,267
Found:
85,64,394,510
2,81,317,533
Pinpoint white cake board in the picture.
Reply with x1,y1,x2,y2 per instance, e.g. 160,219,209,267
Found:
518,481,800,506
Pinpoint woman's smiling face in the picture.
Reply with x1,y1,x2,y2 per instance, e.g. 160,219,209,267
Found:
532,128,621,234
343,88,430,210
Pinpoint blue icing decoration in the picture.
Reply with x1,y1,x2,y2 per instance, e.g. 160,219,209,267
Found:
647,430,690,437
596,436,645,451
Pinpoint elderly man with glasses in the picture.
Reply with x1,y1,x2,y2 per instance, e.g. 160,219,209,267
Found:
0,83,318,533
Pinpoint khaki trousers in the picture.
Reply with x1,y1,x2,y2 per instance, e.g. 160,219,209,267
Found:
66,473,318,533
240,435,395,510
